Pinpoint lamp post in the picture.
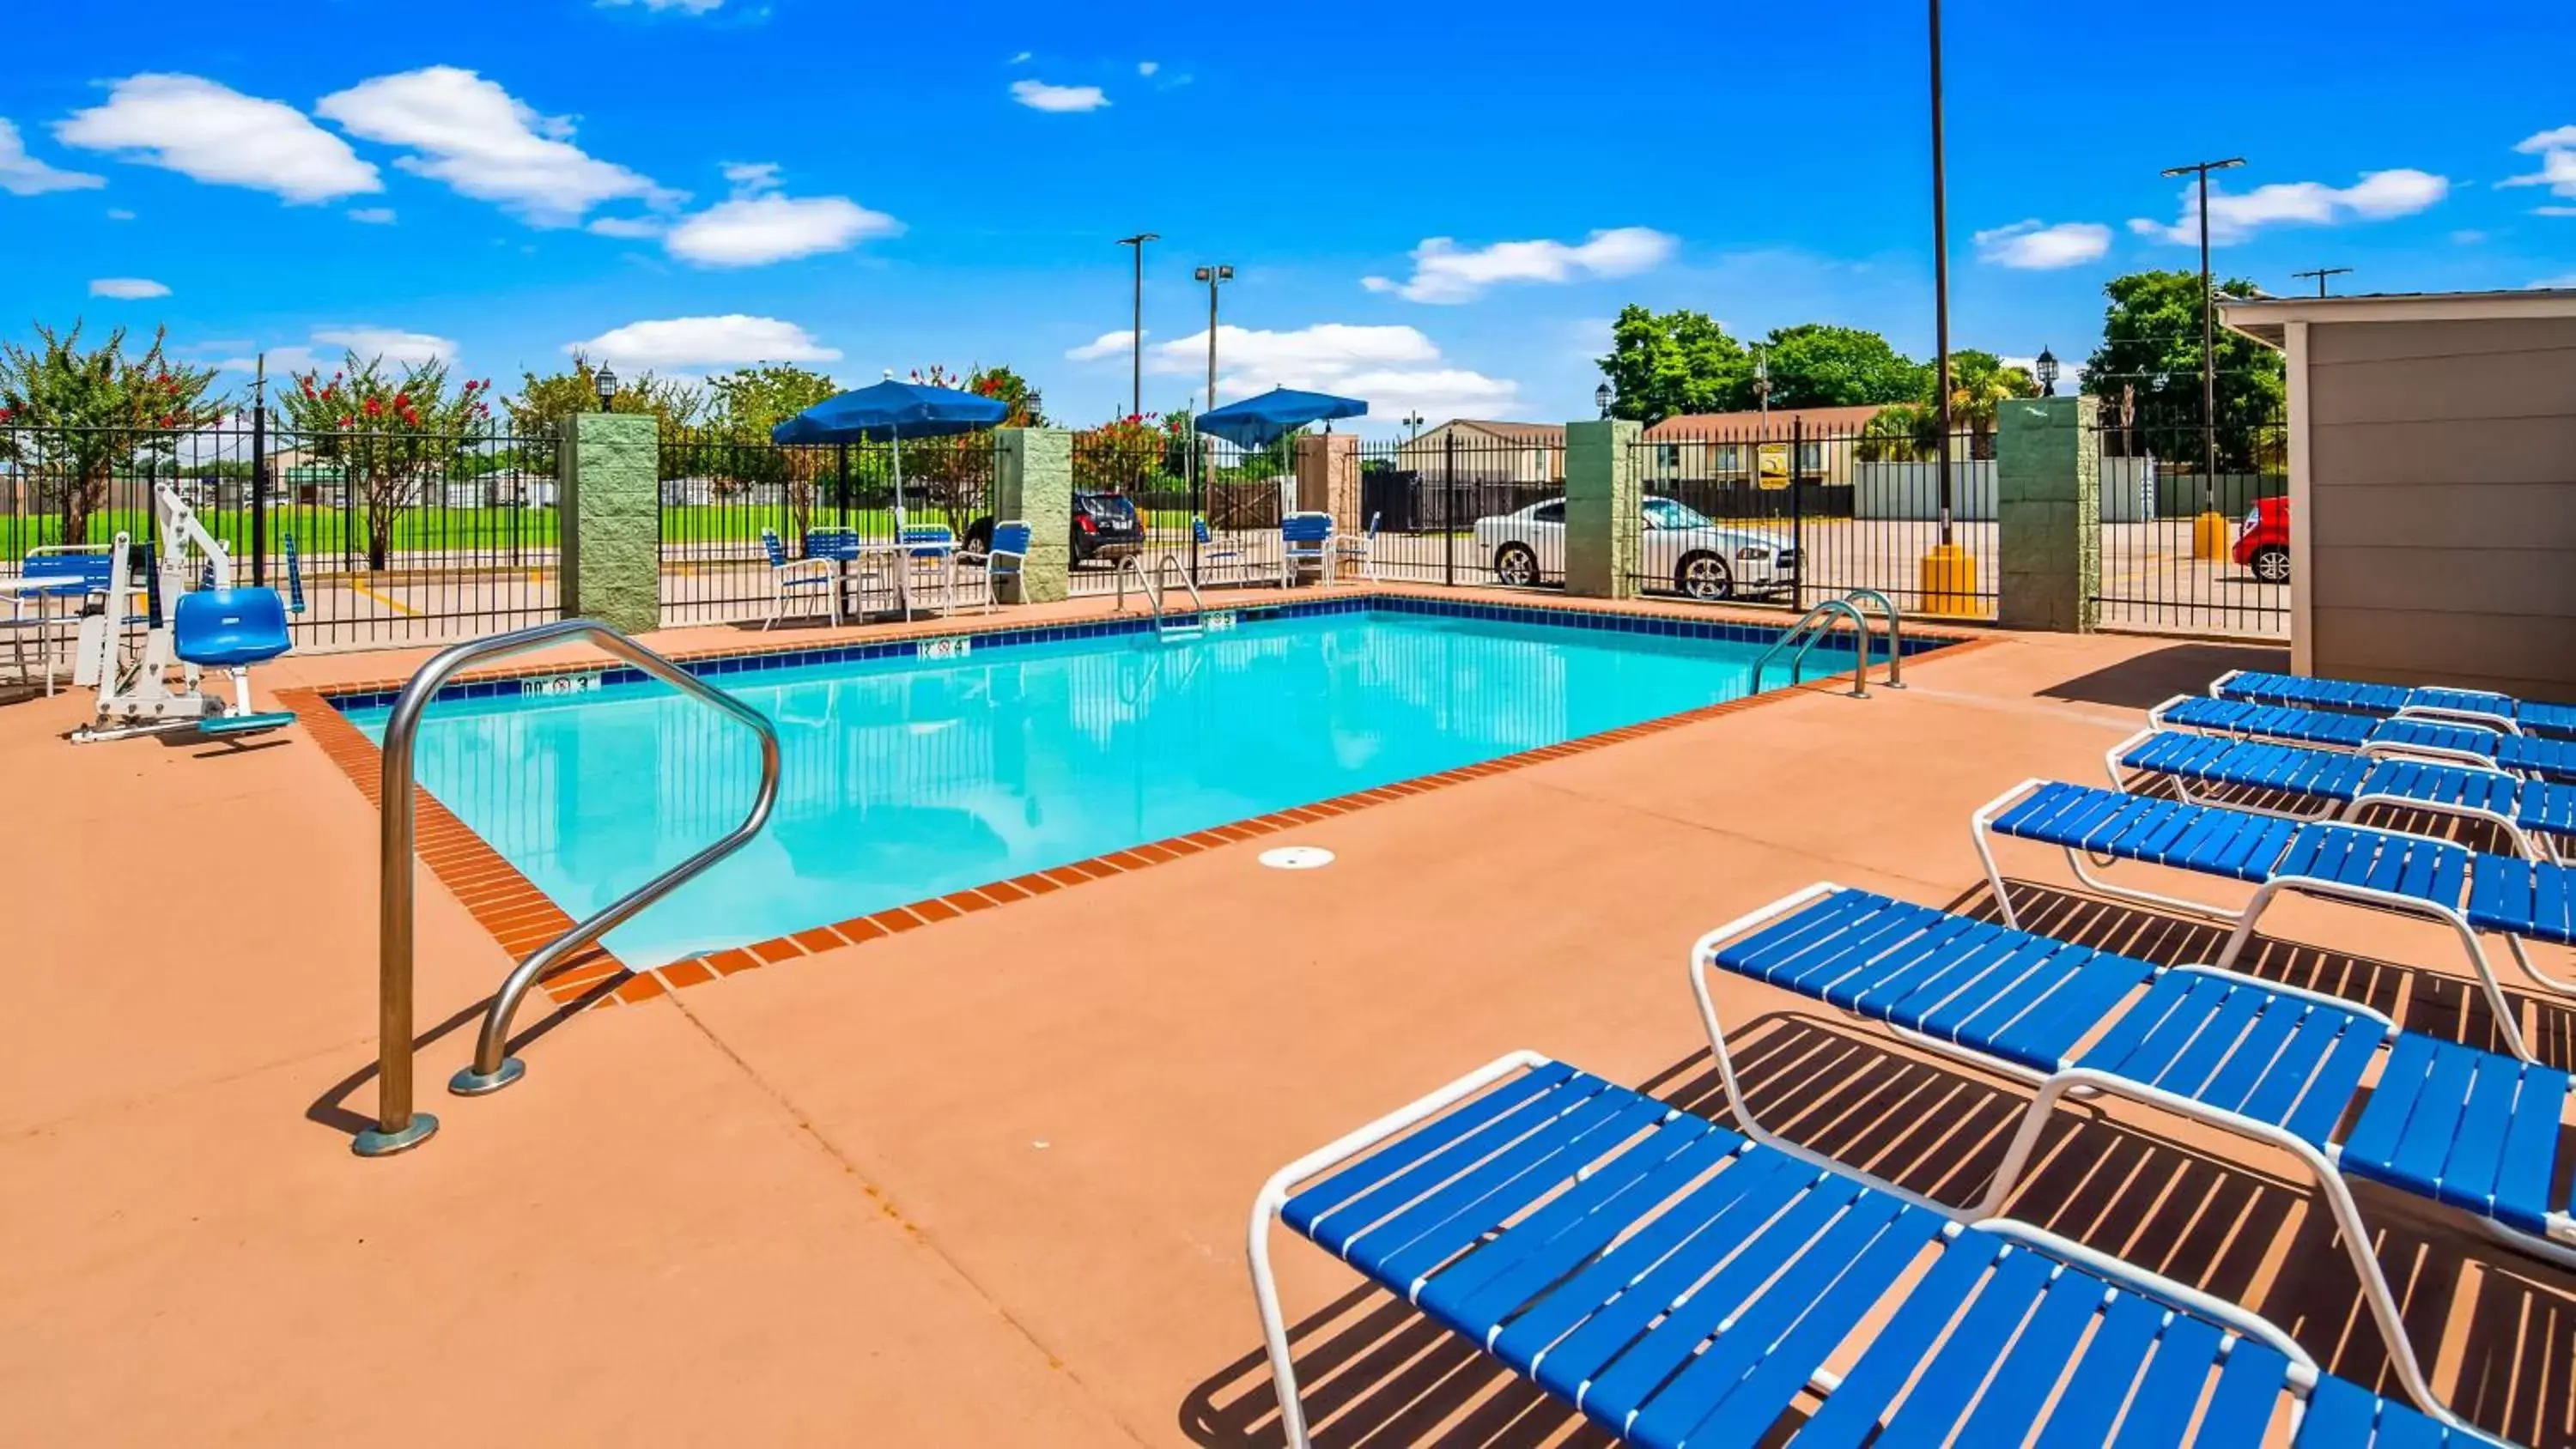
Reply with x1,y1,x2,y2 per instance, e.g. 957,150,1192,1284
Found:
1594,381,1614,420
1116,233,1157,419
2293,265,2352,298
2160,154,2245,557
1918,0,1974,616
1192,264,1233,410
2034,346,2059,398
1753,344,1771,426
1402,409,1425,441
593,363,619,412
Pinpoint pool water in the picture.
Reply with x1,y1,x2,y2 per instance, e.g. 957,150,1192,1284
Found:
349,608,1807,966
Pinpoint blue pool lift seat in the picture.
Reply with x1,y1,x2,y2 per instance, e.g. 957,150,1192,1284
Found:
173,587,294,670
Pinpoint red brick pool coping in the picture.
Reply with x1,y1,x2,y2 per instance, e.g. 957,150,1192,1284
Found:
282,590,1992,1009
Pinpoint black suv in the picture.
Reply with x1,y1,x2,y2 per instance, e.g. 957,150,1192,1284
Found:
967,492,1145,567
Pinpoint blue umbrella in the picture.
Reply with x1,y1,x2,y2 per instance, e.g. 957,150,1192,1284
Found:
1194,386,1368,450
771,379,1012,520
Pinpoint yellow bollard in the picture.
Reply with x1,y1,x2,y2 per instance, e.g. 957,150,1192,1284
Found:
2191,511,2233,561
1917,543,1980,617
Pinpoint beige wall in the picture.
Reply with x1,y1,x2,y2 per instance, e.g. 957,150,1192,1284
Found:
2303,315,2576,702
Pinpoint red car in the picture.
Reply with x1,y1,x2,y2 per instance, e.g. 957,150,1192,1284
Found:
2233,495,2291,583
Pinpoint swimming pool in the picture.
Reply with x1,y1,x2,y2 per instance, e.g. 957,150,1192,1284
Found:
342,598,1928,967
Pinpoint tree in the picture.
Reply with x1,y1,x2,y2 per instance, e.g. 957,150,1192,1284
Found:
899,365,1044,531
699,363,842,530
0,321,226,544
1596,305,1753,424
1854,403,1937,462
1757,324,1929,409
704,362,841,439
2081,270,2286,469
1939,349,2039,459
1073,412,1172,493
276,352,491,569
506,354,702,434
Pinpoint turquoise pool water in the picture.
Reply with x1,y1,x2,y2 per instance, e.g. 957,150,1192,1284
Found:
347,605,1822,966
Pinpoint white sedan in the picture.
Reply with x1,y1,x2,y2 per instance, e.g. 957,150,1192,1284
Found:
1471,495,1798,601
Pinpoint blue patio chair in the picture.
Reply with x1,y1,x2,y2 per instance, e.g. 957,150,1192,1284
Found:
281,532,307,616
1190,516,1247,580
896,524,957,615
2215,668,2576,742
2155,693,2576,784
1691,882,2568,1432
1971,778,2576,1064
1278,510,1334,588
2108,727,2573,862
957,521,1030,613
1333,510,1381,582
5,548,117,694
1253,1048,2508,1447
759,527,840,630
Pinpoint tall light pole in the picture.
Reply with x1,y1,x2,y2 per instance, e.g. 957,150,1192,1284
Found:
2293,265,2351,298
2160,155,2244,547
1402,409,1425,441
1920,0,1970,615
1116,233,1157,418
1753,343,1772,427
1193,264,1233,410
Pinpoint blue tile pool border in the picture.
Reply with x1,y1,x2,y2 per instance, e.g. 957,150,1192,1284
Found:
317,591,1968,715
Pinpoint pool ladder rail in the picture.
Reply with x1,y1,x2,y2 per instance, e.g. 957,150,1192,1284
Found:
1115,554,1208,642
1749,590,1906,699
354,618,782,1158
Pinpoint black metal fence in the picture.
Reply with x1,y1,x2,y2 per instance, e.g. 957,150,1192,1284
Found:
1620,420,1997,617
2,417,560,651
657,427,996,626
2086,406,2287,637
1352,428,1565,586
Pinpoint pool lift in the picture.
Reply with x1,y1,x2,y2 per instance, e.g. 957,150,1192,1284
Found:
70,479,298,744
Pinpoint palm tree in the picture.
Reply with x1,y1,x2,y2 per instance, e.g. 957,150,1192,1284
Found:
1940,351,2038,460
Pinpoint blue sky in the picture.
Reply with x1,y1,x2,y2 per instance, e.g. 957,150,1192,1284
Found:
4,0,2572,430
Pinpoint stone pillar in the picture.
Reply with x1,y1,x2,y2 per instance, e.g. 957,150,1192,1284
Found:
1293,432,1361,527
1996,395,2100,633
1564,418,1641,598
557,411,659,636
992,427,1072,603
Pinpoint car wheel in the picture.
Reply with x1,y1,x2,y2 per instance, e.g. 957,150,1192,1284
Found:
964,516,994,554
2251,545,2290,584
1676,551,1734,602
1493,543,1540,587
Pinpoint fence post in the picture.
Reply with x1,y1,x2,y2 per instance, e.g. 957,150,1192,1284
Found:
1443,431,1457,588
250,382,269,587
557,411,662,635
1996,394,2100,633
993,426,1072,603
1789,419,1806,612
1564,418,1642,598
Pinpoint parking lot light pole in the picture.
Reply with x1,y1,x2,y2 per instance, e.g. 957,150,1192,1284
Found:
2160,155,2244,559
1117,233,1157,419
1193,264,1233,411
1917,0,1978,617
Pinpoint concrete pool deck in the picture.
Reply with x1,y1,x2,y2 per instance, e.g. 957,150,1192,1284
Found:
3,586,2569,1446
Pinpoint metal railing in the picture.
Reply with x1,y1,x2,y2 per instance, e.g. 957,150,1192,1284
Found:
1749,598,1872,698
354,618,782,1157
1113,552,1206,637
1840,589,1906,690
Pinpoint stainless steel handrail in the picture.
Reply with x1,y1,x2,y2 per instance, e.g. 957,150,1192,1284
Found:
1749,599,1870,698
1841,589,1906,689
1113,555,1163,627
1156,553,1206,617
353,619,781,1158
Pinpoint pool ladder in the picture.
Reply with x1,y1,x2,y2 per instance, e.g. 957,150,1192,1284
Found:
354,619,781,1157
1115,554,1207,642
1750,590,1906,698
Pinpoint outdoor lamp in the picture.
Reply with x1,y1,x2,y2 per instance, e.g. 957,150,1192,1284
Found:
1595,381,1614,419
594,364,620,409
2034,347,2059,397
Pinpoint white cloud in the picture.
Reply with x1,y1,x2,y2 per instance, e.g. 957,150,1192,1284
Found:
1360,227,1675,303
1011,79,1109,113
1973,218,2111,270
2451,228,2488,244
0,118,106,195
1138,60,1160,76
2535,275,2576,290
88,276,169,299
598,0,724,11
1072,320,1520,421
313,325,458,366
2129,169,2448,245
106,208,136,221
2538,206,2576,219
571,315,840,369
658,162,898,267
587,215,664,238
317,67,671,227
1007,51,1033,64
2504,124,2576,203
54,75,378,203
348,206,396,224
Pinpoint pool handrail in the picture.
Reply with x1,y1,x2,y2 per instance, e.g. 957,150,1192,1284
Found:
354,618,781,1158
1749,597,1870,698
1841,588,1905,689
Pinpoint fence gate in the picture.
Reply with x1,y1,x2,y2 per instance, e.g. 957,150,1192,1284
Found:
2086,407,2287,638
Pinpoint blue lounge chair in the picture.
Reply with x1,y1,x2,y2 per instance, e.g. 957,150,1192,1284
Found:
2215,668,2576,742
1973,779,2576,1064
2109,727,2575,862
957,520,1030,612
761,527,841,630
1252,1050,2511,1447
1279,510,1334,588
1691,884,2573,1431
2156,694,2576,785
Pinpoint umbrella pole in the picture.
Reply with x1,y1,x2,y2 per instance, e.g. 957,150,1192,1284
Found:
891,435,910,621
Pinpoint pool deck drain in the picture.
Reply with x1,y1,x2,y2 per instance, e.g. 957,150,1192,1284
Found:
281,585,1991,1009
